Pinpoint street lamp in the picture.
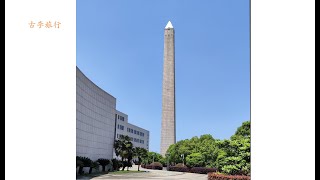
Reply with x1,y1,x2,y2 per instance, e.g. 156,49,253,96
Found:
180,154,185,166
166,153,170,171
152,153,155,169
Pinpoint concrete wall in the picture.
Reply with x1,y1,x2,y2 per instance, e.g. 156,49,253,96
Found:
76,67,116,161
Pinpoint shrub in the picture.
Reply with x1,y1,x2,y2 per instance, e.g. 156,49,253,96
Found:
76,156,92,167
145,162,163,170
222,165,240,175
89,161,99,174
111,158,120,171
168,166,190,172
208,173,251,180
123,161,132,168
76,160,84,168
118,161,123,169
175,163,187,167
97,159,110,172
190,167,218,174
76,156,92,175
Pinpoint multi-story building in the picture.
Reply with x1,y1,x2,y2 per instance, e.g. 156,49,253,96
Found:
114,110,149,151
76,67,149,161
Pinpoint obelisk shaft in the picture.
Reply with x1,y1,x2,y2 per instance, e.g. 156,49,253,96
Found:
160,21,176,156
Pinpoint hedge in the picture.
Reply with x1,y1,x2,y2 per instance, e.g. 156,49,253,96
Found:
168,166,218,174
190,167,218,174
208,173,251,180
144,162,163,170
168,166,190,172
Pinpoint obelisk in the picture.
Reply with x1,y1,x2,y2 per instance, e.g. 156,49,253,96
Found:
160,21,176,156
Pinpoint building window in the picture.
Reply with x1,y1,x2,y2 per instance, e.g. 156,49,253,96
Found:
118,125,124,130
139,132,144,137
131,129,133,133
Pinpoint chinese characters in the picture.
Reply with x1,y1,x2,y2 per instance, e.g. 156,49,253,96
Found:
29,21,61,29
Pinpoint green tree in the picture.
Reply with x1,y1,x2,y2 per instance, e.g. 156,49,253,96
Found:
186,153,205,167
133,147,148,171
146,152,163,164
231,121,250,140
160,121,250,175
218,121,251,175
111,158,120,171
166,139,191,165
113,135,134,171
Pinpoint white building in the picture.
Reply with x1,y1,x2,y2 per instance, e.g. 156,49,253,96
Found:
115,110,150,151
76,67,149,161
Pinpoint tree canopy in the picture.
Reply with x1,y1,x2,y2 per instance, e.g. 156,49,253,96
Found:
165,120,251,175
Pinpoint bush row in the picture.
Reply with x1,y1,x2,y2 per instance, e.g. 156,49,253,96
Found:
168,166,190,172
190,167,218,174
76,156,121,174
142,162,163,170
168,166,218,174
208,173,251,180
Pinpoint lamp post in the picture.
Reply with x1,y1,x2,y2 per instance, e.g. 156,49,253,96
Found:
166,153,170,171
181,154,185,166
152,153,155,169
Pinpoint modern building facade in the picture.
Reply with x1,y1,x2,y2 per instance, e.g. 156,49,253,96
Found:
160,21,176,156
76,67,149,161
114,110,149,158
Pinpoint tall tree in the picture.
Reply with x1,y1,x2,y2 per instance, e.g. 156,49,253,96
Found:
231,121,250,140
133,147,148,171
114,135,134,171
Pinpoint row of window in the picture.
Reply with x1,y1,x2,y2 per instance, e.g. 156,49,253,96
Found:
117,124,124,130
116,114,125,121
127,128,145,137
118,125,145,137
116,134,145,144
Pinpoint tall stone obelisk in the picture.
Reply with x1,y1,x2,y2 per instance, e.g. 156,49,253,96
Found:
160,21,176,156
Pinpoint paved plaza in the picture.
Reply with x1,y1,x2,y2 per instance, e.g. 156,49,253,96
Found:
77,165,208,180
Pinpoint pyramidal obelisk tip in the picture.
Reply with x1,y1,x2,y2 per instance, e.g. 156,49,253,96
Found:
165,21,173,29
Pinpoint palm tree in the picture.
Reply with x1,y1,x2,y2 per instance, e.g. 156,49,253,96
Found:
114,135,134,171
133,147,148,171
97,158,110,172
76,156,92,174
